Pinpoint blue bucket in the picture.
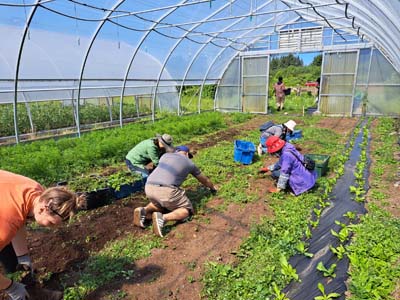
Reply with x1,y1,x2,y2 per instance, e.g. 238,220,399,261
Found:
234,140,256,165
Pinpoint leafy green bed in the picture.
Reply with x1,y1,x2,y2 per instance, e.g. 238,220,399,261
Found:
0,112,252,186
346,118,400,300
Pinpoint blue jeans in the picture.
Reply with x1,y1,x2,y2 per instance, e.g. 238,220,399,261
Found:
125,159,149,184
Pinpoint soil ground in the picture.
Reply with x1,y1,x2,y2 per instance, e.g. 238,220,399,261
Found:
3,115,382,300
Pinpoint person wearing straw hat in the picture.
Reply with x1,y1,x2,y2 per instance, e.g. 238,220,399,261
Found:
259,136,317,196
133,145,217,237
257,120,297,156
125,133,174,181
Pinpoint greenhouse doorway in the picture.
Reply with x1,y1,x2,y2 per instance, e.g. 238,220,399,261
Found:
268,52,322,114
241,55,269,113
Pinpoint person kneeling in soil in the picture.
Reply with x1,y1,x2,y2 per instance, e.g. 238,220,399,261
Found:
0,169,86,300
259,136,317,196
133,145,217,237
257,120,296,156
125,133,174,182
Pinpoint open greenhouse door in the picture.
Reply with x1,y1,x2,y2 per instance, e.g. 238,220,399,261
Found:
241,55,269,113
319,51,358,116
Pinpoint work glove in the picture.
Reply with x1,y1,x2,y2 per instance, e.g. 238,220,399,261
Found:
210,188,217,195
268,187,280,193
258,167,270,174
17,254,34,277
17,254,32,272
4,281,30,300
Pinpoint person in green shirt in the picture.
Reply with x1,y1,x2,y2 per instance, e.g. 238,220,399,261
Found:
125,134,174,180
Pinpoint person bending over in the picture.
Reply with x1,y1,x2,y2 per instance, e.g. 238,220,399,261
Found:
125,133,174,181
257,120,296,155
0,170,86,300
133,145,216,237
260,136,317,196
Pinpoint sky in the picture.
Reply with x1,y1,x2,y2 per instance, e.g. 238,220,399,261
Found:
300,52,321,66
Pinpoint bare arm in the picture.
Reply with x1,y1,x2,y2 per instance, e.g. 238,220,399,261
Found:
194,173,215,190
11,226,29,256
0,273,12,291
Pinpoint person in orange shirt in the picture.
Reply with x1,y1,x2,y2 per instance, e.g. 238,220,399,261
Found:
0,170,85,300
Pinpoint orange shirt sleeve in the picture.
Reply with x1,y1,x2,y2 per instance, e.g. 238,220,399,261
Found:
0,170,44,250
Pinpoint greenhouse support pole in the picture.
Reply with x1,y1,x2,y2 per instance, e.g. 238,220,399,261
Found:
152,0,235,117
214,79,221,111
198,12,277,109
177,3,250,112
350,49,360,117
13,0,42,143
22,93,34,133
183,0,273,112
120,0,188,125
77,0,126,137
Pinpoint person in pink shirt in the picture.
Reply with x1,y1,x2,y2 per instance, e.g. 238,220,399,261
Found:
0,170,85,300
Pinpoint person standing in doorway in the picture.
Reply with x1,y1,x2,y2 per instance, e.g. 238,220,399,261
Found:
273,76,286,111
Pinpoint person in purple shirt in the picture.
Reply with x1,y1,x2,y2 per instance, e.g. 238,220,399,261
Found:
260,136,317,196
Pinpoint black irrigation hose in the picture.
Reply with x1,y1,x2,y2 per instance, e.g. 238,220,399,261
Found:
283,118,370,299
335,0,363,41
37,3,246,51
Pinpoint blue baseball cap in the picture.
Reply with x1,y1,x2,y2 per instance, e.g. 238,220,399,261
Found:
175,145,193,158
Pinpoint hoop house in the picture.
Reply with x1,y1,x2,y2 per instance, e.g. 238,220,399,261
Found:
0,0,399,143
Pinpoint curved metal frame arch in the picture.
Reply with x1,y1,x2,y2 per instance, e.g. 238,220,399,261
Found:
295,2,399,72
119,0,189,126
326,0,400,67
76,0,126,137
178,0,274,113
326,8,395,70
13,0,42,143
344,2,400,71
198,13,289,107
151,0,237,118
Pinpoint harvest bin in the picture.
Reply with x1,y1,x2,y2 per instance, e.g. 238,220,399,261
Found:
234,140,256,165
286,130,302,142
113,181,144,199
304,154,330,177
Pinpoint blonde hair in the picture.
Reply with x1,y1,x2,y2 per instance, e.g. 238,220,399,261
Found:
39,187,87,220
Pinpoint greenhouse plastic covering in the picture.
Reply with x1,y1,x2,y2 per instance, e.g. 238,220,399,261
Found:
0,0,399,142
0,0,399,102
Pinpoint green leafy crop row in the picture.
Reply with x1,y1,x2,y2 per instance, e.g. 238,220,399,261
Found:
0,112,252,186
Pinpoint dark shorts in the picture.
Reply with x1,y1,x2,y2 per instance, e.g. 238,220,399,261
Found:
145,184,193,214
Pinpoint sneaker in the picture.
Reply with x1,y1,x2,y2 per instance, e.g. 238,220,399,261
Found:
133,207,146,228
152,212,165,237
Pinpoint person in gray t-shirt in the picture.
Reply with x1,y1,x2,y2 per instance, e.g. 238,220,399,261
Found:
133,145,217,237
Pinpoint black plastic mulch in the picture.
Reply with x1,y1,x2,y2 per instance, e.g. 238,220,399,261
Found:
283,120,370,300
